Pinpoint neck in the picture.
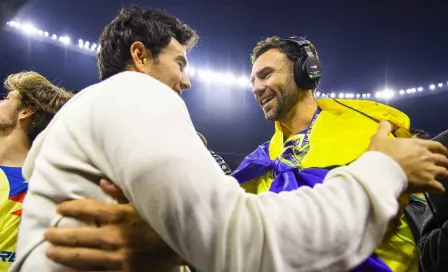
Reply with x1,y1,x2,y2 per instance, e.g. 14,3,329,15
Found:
279,94,318,139
0,130,31,167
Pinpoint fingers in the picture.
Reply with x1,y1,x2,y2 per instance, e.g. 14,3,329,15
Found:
45,226,126,249
46,245,124,271
100,179,129,204
407,179,446,194
427,179,446,194
57,199,134,225
434,165,448,180
424,165,447,193
431,153,448,168
375,121,392,138
418,139,448,155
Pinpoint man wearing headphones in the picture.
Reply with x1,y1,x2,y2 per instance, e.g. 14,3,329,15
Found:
232,36,425,272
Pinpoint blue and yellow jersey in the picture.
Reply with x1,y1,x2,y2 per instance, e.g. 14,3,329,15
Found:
0,166,26,272
233,99,418,272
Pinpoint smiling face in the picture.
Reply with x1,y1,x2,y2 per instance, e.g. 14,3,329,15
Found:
250,48,299,121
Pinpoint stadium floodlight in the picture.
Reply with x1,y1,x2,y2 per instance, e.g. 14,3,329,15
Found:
189,67,196,77
22,23,37,35
382,89,395,99
197,69,213,83
237,75,249,86
356,94,360,98
223,74,237,85
5,20,448,92
59,36,70,45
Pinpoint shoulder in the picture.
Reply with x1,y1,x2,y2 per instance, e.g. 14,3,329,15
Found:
94,72,185,109
60,72,187,129
71,72,180,104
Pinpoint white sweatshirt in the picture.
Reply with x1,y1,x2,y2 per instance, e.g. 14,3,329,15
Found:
11,71,407,272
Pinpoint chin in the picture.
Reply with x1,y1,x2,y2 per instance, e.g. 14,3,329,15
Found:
264,112,276,121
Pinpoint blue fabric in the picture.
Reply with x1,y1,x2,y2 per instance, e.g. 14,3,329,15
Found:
232,133,392,272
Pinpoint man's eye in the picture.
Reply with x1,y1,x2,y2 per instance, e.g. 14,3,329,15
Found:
262,73,271,79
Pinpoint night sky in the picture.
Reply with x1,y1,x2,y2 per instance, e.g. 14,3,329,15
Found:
1,0,447,168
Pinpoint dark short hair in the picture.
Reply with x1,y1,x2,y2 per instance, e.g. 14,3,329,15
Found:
98,6,199,81
410,128,431,140
251,36,319,64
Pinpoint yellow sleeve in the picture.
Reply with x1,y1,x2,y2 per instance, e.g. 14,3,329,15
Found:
240,179,258,194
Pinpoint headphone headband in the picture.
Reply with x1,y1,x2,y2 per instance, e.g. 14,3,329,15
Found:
283,37,307,44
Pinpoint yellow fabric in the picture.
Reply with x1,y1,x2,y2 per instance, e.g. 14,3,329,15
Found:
269,99,411,166
241,171,274,194
241,99,417,270
0,169,24,272
375,213,418,272
252,99,411,195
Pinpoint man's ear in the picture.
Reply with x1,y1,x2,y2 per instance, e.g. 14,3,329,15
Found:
18,107,35,121
129,41,153,73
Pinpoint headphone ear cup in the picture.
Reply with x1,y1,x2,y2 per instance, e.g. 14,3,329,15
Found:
296,57,322,90
293,56,305,89
294,56,315,90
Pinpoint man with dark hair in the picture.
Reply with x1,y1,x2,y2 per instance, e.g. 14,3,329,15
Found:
97,6,198,85
0,71,73,272
13,10,448,272
231,36,441,271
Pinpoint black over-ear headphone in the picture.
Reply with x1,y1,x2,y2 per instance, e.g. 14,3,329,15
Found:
282,37,322,90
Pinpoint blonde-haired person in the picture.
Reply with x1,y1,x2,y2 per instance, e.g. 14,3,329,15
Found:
0,71,73,272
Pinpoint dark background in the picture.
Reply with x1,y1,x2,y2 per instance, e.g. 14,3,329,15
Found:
1,0,447,169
